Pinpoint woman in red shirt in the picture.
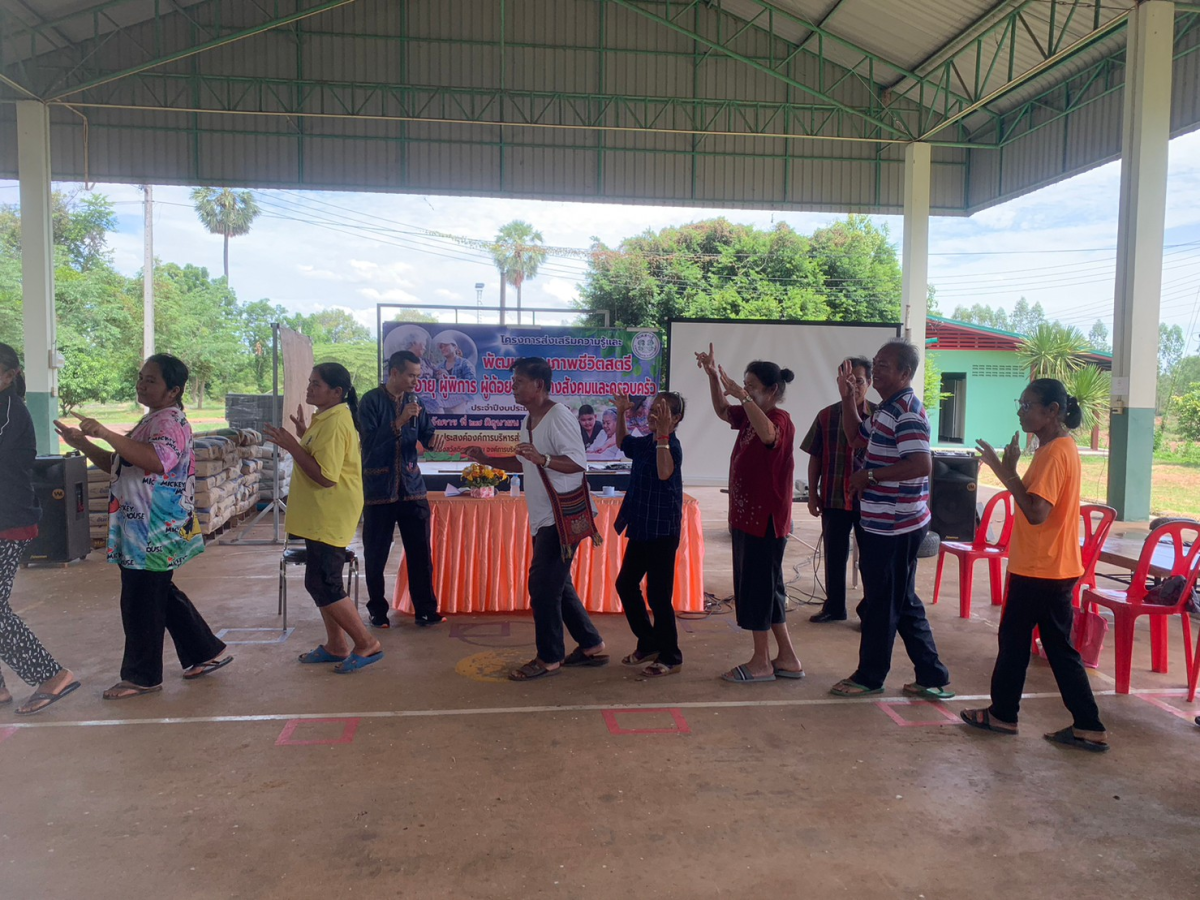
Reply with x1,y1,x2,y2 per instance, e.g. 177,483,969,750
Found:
961,378,1107,752
695,344,803,683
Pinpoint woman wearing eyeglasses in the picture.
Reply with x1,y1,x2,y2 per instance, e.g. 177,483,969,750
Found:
961,378,1108,753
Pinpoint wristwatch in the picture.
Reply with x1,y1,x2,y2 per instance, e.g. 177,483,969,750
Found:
867,470,879,486
540,453,552,469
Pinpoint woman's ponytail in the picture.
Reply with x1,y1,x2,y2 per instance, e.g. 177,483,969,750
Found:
1064,395,1083,430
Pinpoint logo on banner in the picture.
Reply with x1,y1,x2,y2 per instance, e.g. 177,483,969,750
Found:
631,331,661,361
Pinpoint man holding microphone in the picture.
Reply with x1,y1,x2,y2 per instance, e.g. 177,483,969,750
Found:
359,350,444,629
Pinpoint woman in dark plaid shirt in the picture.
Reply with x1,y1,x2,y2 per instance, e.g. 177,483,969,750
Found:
611,390,686,677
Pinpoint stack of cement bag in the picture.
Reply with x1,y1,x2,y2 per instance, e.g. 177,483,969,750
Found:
255,443,293,503
192,429,266,534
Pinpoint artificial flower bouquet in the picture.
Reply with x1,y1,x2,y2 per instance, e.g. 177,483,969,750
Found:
461,463,508,498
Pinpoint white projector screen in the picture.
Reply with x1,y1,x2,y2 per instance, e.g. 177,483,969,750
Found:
667,320,902,485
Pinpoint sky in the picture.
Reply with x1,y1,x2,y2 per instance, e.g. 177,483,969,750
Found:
2,129,1200,352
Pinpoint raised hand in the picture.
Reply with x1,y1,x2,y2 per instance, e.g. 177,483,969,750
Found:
515,442,544,465
1000,430,1022,475
72,412,110,441
694,342,717,377
717,365,748,402
263,424,299,454
399,401,421,426
649,396,673,437
463,446,489,463
290,404,308,438
611,387,633,417
54,419,89,450
836,359,855,399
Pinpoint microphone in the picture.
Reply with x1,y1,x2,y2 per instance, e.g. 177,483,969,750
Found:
403,392,419,408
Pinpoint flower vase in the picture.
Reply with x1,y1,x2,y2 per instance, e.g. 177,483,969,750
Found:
469,486,496,499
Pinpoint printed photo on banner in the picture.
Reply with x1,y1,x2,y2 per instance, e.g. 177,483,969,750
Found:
380,320,663,460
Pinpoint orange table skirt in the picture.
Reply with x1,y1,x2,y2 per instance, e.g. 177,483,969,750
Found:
394,494,705,614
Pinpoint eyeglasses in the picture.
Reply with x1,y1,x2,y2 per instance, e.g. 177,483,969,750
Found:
849,377,868,386
1014,399,1033,412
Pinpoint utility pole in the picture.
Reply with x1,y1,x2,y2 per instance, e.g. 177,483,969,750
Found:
142,185,154,359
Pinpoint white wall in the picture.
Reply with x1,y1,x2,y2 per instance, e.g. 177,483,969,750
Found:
667,320,901,484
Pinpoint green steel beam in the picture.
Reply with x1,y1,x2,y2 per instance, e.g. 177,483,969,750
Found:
61,71,920,142
45,0,357,101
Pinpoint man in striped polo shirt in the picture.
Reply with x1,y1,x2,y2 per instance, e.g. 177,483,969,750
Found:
828,339,953,699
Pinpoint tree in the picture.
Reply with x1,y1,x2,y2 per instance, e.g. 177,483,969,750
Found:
808,214,902,322
0,190,117,272
312,341,379,396
286,308,371,344
1159,323,1185,376
576,218,835,331
1175,385,1200,442
190,187,261,281
492,220,547,325
1064,365,1111,451
155,263,246,408
1017,322,1091,380
238,298,292,392
1087,319,1111,353
1010,297,1047,336
948,302,1011,331
391,309,439,324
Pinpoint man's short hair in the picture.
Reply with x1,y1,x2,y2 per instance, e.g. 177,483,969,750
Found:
388,350,422,374
510,356,553,390
880,340,920,378
578,404,595,416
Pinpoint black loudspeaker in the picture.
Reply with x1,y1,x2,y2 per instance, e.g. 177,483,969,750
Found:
25,455,91,564
929,452,979,542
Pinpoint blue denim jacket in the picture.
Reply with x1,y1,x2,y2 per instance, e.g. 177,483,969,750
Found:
359,386,436,505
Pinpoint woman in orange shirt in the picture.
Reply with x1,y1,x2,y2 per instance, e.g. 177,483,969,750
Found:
961,378,1108,752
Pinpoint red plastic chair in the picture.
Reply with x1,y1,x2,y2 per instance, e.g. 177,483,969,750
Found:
1074,504,1118,605
1082,521,1200,695
932,491,1015,618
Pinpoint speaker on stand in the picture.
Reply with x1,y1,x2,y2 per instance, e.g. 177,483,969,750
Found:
929,451,979,543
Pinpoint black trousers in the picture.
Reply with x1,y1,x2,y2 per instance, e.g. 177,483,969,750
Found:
989,573,1105,731
529,526,603,665
119,566,226,687
853,527,949,690
731,525,789,631
362,499,439,622
616,535,682,666
820,507,861,619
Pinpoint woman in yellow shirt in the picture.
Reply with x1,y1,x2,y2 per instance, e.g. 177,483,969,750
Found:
961,378,1107,752
266,363,380,674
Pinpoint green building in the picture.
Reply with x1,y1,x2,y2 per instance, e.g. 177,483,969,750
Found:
925,316,1112,450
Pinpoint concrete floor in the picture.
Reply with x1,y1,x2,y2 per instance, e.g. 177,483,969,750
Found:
4,488,1199,900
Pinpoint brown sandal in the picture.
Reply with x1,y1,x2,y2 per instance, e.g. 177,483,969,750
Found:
642,661,680,678
960,707,1018,735
103,681,163,700
508,660,561,681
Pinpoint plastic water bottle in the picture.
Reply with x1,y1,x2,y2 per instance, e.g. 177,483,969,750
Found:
510,475,521,497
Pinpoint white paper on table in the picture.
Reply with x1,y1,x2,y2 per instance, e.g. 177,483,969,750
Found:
444,485,463,497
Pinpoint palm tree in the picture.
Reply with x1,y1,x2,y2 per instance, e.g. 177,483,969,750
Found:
492,220,547,325
1016,322,1092,381
190,187,261,282
1065,364,1112,451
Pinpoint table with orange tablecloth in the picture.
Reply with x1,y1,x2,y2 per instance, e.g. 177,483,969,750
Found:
393,493,705,614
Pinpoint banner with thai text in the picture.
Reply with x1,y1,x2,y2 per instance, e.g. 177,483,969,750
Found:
380,321,663,458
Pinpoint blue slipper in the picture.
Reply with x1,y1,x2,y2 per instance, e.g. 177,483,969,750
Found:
298,645,348,664
334,651,384,674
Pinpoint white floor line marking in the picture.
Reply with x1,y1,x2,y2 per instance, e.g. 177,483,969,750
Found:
4,688,1189,731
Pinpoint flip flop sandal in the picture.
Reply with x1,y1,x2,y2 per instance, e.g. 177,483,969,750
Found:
103,681,163,700
721,664,776,683
622,651,658,666
14,680,81,716
509,660,561,681
1044,726,1110,753
183,656,234,680
298,645,349,664
959,708,1018,735
828,678,883,697
903,682,955,700
773,666,806,680
334,651,384,674
563,647,610,667
641,661,681,678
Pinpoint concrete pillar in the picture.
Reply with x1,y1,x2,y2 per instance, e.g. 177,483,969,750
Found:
1109,0,1174,521
16,101,58,455
901,141,931,399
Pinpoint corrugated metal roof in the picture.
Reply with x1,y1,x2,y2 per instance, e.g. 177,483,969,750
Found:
0,0,1195,215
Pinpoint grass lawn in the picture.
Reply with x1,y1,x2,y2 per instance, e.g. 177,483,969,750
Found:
978,455,1200,518
53,402,229,455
